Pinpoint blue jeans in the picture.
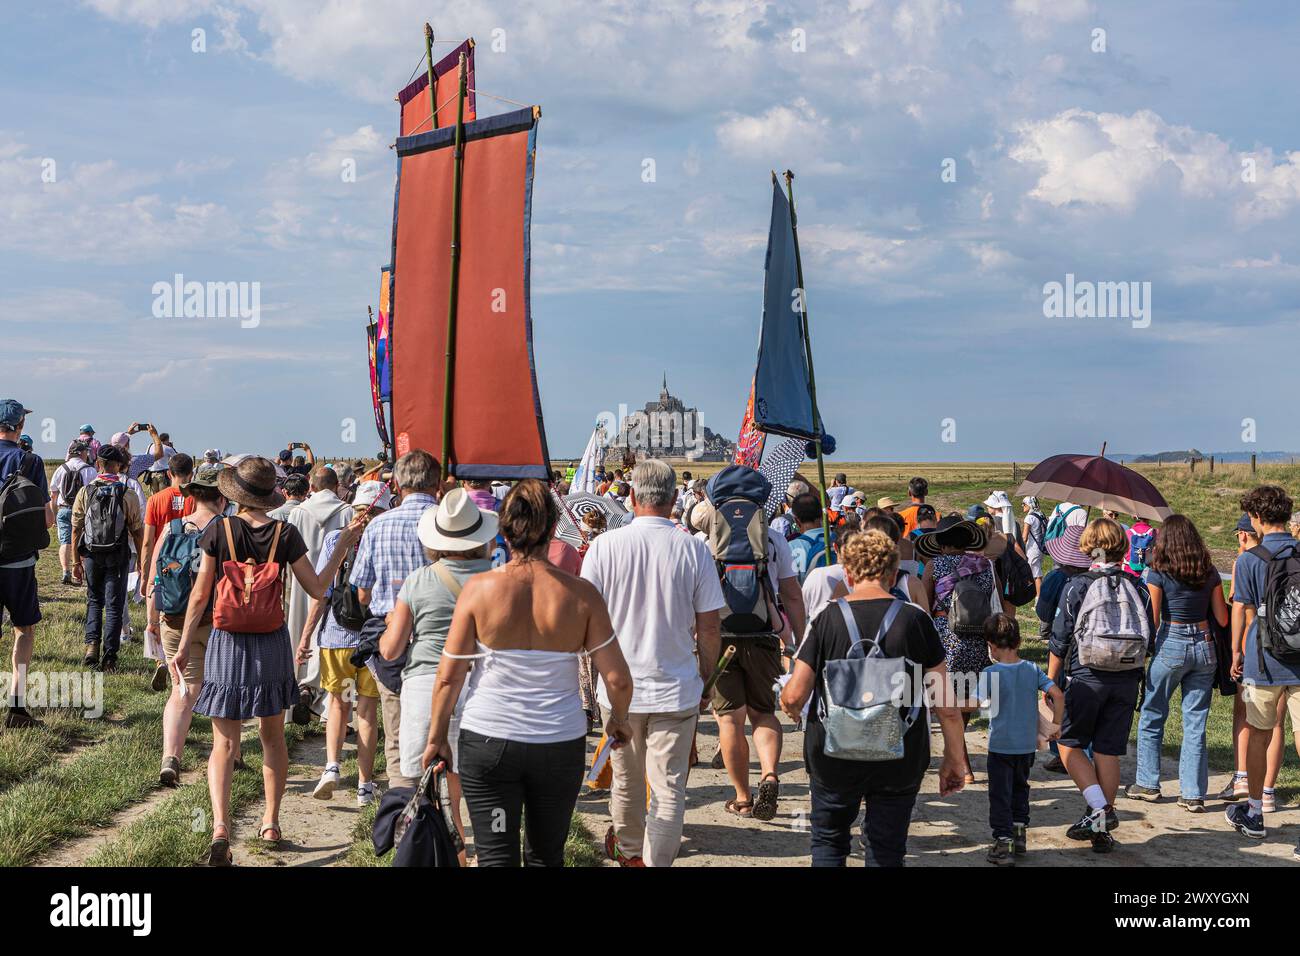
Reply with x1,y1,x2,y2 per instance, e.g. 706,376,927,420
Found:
1135,623,1216,798
808,774,918,867
83,557,129,660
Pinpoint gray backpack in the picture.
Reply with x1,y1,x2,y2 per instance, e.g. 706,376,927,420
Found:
819,599,922,762
1073,571,1150,671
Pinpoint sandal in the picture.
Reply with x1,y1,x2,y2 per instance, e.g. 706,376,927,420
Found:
259,824,282,844
724,798,754,818
752,773,780,821
208,826,233,867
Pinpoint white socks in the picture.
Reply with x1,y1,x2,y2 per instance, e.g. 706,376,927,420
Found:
1083,785,1106,810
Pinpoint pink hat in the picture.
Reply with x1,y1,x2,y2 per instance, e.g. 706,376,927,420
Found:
110,431,131,448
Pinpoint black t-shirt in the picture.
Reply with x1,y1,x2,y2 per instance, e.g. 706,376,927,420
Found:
200,516,308,567
796,598,946,791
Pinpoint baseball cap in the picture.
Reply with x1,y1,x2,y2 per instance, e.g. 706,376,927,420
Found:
277,449,292,462
0,399,32,428
110,431,131,448
354,480,392,511
97,444,128,465
67,439,90,458
1236,514,1255,534
79,424,95,435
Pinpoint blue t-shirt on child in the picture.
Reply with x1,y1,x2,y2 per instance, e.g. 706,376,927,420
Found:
983,659,1056,755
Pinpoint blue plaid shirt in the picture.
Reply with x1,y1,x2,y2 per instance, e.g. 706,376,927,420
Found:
350,492,436,616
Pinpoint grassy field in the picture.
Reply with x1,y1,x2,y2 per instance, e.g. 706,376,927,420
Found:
4,459,1296,865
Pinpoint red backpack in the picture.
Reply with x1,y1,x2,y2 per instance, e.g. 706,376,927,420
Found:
212,517,286,633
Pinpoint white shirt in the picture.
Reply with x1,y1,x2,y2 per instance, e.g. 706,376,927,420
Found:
582,516,727,713
53,458,97,508
801,564,847,641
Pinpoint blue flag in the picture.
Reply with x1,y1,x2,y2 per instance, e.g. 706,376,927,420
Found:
753,179,818,440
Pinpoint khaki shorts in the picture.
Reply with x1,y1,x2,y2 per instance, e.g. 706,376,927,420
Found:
319,647,380,699
1241,682,1300,731
712,635,784,715
161,619,211,687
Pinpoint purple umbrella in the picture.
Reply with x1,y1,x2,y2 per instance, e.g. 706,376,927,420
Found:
1014,454,1172,522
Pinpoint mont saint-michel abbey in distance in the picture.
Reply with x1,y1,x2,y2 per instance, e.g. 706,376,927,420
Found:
609,375,736,462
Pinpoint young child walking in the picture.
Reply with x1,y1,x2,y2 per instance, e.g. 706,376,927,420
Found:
982,613,1064,865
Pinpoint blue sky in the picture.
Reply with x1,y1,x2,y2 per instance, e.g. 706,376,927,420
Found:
3,1,1299,462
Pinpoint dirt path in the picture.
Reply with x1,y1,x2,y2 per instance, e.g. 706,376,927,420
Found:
232,734,368,867
576,714,1299,866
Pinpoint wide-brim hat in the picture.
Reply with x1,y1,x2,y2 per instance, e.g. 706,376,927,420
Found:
217,456,285,510
877,496,897,509
1045,524,1090,568
914,516,988,560
418,487,499,551
183,462,224,491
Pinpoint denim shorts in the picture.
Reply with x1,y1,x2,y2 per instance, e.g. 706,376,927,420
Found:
56,507,74,545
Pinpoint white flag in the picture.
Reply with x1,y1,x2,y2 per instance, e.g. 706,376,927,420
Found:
571,426,603,495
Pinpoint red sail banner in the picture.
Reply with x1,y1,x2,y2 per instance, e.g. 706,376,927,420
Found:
390,106,549,480
396,39,476,136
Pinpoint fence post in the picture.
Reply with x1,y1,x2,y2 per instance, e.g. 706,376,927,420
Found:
1252,453,1257,474
1209,455,1215,474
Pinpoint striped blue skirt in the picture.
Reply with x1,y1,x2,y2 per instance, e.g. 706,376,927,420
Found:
193,626,298,720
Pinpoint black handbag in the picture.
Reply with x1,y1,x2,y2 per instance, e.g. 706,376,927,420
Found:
330,542,371,631
372,763,463,867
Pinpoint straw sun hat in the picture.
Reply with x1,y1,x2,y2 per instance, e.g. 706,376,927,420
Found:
417,487,499,552
216,456,285,510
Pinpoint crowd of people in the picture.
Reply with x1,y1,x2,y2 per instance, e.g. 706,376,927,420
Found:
2,394,1299,867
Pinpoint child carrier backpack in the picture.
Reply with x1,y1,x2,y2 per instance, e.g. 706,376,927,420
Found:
83,480,127,557
703,465,776,636
1044,505,1081,542
1073,571,1150,671
1248,543,1300,671
155,517,204,616
948,558,997,637
0,453,50,562
819,599,922,761
1127,525,1156,574
212,517,287,633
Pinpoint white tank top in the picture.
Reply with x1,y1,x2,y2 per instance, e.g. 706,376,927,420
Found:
451,634,615,744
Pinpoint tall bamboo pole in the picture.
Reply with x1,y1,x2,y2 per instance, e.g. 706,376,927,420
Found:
782,170,832,567
439,52,468,482
423,24,438,130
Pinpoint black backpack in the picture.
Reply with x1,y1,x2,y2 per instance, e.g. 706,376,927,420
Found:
330,541,371,631
1248,543,1300,672
55,461,87,508
997,536,1038,607
83,480,128,557
0,453,50,562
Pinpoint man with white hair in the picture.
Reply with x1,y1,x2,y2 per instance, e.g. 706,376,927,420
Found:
581,459,725,867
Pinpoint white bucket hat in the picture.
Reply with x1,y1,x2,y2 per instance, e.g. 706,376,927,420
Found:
418,487,499,551
353,480,392,511
983,490,1012,511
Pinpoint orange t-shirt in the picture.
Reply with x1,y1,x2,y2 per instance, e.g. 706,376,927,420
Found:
898,502,923,536
145,486,196,534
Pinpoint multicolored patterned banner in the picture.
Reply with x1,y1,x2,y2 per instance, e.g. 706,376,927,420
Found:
367,320,391,449
734,376,766,468
377,266,392,401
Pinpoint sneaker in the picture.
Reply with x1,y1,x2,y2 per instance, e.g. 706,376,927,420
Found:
357,781,376,807
150,662,169,692
291,686,316,726
603,825,645,867
61,571,72,586
1178,797,1205,813
1091,830,1116,854
313,766,340,800
1066,805,1115,841
1216,775,1249,802
159,756,181,787
1012,823,1028,856
1124,783,1161,802
1225,803,1266,839
83,642,100,668
3,707,43,729
986,837,1015,866
1043,755,1068,774
1263,790,1277,814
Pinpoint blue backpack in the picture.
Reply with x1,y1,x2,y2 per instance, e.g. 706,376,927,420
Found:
791,529,833,582
703,466,776,636
1044,505,1081,542
1127,525,1156,574
155,517,204,615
